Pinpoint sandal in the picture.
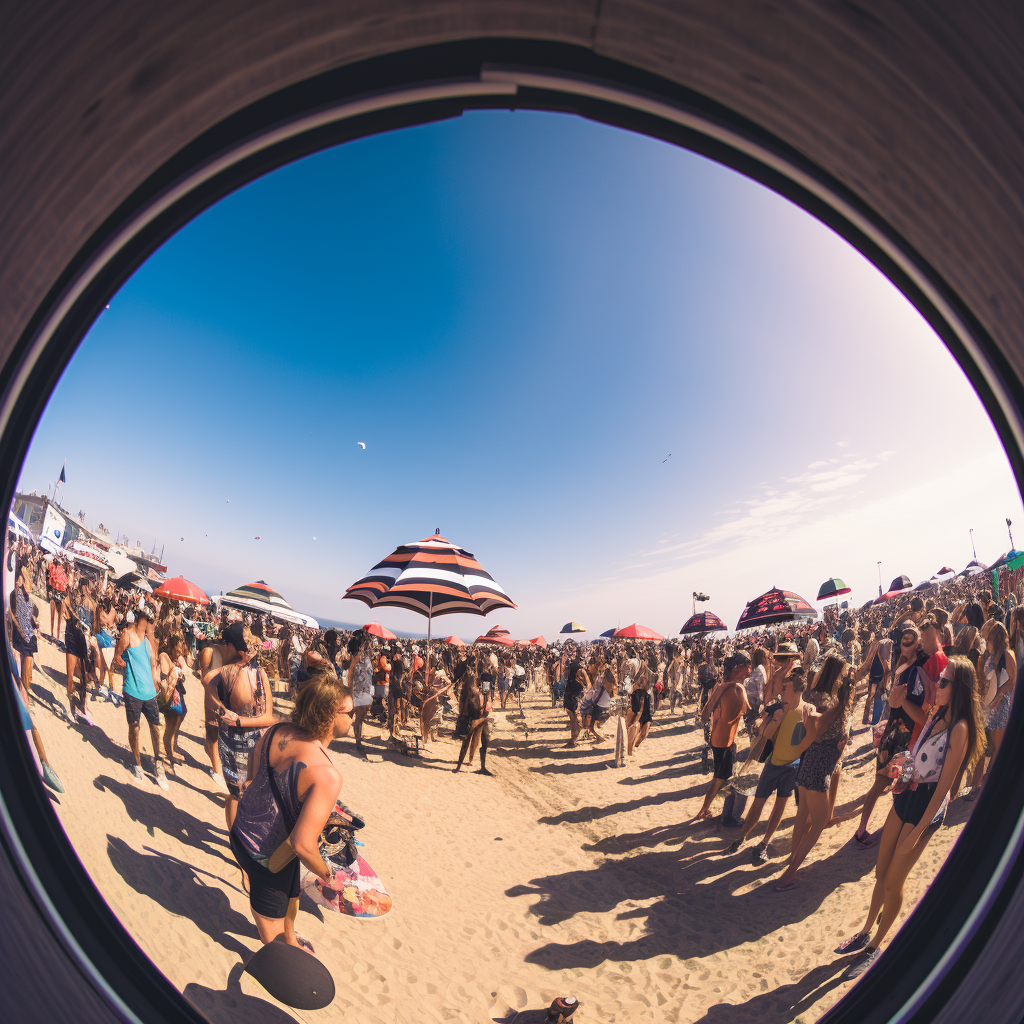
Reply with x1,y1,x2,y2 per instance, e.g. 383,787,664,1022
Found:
772,880,798,892
835,931,869,955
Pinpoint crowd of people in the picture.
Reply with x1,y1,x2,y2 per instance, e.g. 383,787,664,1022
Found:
6,532,1019,981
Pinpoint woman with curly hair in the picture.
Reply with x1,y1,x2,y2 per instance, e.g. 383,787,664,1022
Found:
836,655,986,978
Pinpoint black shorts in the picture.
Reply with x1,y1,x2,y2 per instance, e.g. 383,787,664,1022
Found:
755,759,800,800
124,693,160,727
47,587,64,608
563,693,580,713
64,622,89,661
11,630,37,656
711,744,735,780
893,782,945,829
230,831,300,919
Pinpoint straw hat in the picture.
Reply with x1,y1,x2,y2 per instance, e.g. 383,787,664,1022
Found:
773,641,801,659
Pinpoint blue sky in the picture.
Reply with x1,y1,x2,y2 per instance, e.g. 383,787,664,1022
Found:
19,110,1022,638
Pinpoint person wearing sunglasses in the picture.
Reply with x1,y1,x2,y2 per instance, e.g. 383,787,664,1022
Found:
230,665,354,951
837,655,985,979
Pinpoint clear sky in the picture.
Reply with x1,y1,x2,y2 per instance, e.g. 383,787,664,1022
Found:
18,109,1023,639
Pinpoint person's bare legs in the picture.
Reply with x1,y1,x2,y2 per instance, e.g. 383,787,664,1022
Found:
757,793,791,850
127,722,143,766
853,807,903,941
251,898,308,949
867,821,938,949
635,722,651,751
626,718,639,755
776,789,830,886
694,777,730,821
18,651,32,705
163,713,183,768
565,708,581,746
850,774,891,839
65,652,82,716
826,764,842,824
727,795,768,844
353,706,369,751
49,599,57,639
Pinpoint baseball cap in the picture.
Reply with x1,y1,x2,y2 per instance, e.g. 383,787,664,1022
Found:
222,621,248,652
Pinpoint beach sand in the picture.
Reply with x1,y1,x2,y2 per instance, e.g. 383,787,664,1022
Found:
25,623,973,1023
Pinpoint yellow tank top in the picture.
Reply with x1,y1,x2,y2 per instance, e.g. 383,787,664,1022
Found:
771,706,808,766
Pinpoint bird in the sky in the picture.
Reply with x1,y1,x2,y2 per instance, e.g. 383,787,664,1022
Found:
357,441,366,449
662,454,672,463
226,499,230,502
255,536,260,540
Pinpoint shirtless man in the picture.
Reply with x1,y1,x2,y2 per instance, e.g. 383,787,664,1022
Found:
693,651,751,820
196,621,247,791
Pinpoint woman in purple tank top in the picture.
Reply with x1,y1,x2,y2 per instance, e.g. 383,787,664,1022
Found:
230,666,353,950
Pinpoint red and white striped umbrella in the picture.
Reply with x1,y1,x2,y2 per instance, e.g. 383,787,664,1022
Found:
345,530,515,622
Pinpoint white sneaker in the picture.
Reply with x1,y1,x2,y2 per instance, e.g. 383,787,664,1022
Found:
155,768,169,791
132,765,146,782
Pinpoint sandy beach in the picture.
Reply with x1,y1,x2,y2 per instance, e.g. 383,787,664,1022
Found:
25,609,973,1024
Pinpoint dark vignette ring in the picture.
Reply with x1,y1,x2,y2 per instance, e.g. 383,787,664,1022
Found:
0,38,1021,1024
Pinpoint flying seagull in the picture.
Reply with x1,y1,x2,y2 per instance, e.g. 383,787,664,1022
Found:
357,441,366,449
662,454,672,463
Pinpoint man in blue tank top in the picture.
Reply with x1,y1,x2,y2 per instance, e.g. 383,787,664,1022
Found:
112,605,167,789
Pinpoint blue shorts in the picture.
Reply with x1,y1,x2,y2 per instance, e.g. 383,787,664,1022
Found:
96,631,116,649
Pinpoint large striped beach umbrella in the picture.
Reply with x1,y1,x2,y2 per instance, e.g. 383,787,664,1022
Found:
679,611,727,635
346,531,514,623
560,622,587,634
736,587,816,631
222,580,295,617
346,530,515,695
614,623,664,640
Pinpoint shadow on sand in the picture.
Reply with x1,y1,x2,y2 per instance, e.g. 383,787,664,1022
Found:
508,834,875,967
184,962,298,1024
106,836,257,959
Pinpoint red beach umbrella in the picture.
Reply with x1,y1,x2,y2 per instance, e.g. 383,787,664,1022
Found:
441,635,466,646
476,633,515,646
613,623,664,640
154,576,210,605
528,635,547,647
362,621,397,639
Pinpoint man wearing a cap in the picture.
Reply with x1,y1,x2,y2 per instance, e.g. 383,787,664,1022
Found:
111,604,168,789
196,621,248,792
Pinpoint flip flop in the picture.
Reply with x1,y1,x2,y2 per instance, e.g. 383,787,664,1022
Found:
772,880,798,892
296,936,315,954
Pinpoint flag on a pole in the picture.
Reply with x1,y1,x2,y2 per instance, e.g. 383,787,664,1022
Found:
58,461,66,484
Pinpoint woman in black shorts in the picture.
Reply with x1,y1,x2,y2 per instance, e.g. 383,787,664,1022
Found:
836,655,985,979
626,666,654,756
230,667,354,948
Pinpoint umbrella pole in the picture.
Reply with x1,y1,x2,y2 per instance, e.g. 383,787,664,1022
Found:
421,593,433,744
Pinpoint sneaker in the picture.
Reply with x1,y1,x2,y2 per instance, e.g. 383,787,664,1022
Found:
132,765,146,782
155,768,169,791
41,763,64,794
727,838,744,854
835,932,870,955
843,947,880,980
722,817,745,829
210,770,229,794
751,844,769,864
78,707,94,726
